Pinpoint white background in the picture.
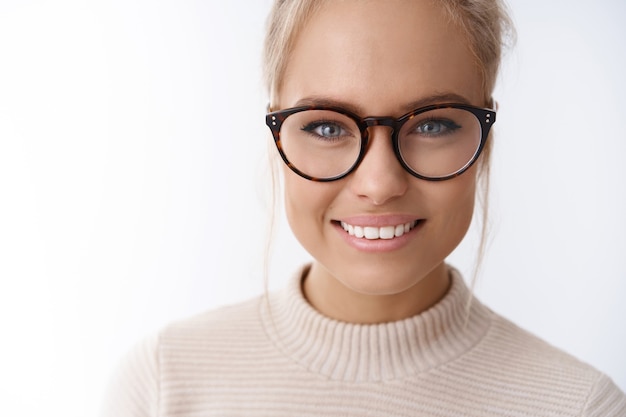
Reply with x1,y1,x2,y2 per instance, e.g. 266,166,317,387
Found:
0,0,625,415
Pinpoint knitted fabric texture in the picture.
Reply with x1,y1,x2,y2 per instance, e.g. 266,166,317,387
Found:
102,267,626,416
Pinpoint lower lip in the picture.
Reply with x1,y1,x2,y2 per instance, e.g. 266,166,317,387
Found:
332,220,424,253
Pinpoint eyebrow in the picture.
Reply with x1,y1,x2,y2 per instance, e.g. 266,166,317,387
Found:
292,92,473,116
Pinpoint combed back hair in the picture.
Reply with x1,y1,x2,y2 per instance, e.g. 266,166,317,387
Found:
262,0,515,289
263,0,323,107
264,0,514,105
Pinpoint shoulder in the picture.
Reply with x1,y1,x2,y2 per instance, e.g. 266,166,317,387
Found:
156,295,273,363
100,295,268,417
470,309,626,416
161,294,265,341
100,333,160,417
583,373,626,417
485,312,595,370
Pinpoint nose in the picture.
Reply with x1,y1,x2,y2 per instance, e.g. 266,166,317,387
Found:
348,126,409,206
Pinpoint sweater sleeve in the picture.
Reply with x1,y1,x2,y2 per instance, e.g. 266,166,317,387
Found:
100,334,160,417
582,373,626,417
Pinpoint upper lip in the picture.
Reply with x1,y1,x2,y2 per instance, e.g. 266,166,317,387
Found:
333,214,422,227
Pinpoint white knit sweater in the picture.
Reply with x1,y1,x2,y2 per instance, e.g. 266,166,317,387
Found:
102,267,626,416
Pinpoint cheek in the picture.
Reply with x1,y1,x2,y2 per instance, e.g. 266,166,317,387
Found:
282,168,303,231
427,170,477,232
282,168,339,239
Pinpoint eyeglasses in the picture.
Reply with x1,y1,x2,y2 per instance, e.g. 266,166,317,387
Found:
265,103,496,182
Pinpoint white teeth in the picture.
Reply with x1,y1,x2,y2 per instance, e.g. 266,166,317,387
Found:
379,226,395,239
340,220,418,240
364,227,379,239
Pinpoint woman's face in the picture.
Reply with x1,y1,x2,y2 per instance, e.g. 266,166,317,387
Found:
278,1,484,304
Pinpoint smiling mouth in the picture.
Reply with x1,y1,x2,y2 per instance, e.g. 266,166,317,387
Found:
338,220,420,240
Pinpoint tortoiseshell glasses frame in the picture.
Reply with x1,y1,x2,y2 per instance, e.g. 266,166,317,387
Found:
265,102,496,182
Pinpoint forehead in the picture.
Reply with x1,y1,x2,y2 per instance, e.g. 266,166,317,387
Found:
280,0,483,114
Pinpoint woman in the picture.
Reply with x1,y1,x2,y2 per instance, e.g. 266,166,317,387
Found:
103,0,626,415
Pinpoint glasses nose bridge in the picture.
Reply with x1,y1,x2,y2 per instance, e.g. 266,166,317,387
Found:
362,116,397,139
357,116,404,174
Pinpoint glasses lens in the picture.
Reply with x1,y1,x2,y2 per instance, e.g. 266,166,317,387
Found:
279,110,361,179
398,108,482,178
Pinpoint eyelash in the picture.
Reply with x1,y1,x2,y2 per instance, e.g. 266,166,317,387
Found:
298,115,463,141
301,121,351,139
412,118,461,136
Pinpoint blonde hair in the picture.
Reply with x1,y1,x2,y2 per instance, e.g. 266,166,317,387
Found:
262,0,515,286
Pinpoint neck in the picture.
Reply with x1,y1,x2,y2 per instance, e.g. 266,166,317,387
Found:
302,262,451,324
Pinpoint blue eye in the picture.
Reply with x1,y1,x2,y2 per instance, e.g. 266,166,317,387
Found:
415,119,461,136
317,123,343,137
302,121,350,139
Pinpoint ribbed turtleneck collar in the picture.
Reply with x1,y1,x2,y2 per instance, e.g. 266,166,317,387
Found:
260,265,493,383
